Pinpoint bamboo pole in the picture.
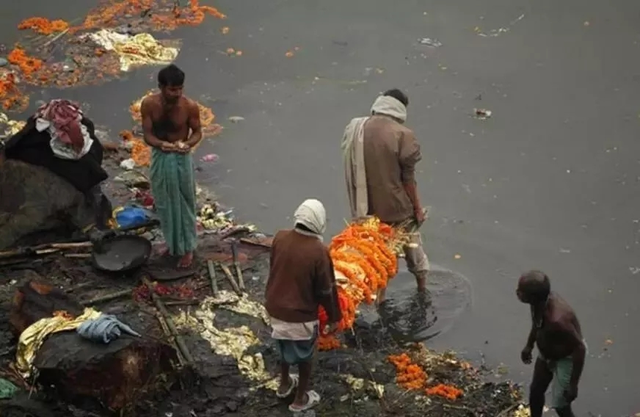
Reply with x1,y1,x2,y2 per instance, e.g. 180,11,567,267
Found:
206,260,218,296
142,277,194,364
218,262,241,295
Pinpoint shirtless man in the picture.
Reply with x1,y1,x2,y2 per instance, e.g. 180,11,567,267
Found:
141,64,202,268
517,271,586,417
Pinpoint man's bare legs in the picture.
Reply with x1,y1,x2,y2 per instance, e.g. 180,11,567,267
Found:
277,362,292,396
291,361,312,408
530,358,553,417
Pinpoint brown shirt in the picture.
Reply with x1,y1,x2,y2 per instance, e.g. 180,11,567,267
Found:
265,229,342,324
363,115,422,224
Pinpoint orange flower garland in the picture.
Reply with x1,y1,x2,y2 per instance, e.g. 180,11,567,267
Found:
388,353,427,390
425,384,464,401
317,217,401,350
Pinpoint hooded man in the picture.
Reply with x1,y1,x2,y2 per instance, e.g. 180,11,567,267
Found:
517,270,586,417
342,88,429,303
265,199,342,412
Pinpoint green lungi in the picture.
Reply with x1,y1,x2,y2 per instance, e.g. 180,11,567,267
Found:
150,148,197,256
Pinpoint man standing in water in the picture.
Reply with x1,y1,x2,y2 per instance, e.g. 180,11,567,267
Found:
517,271,586,417
342,88,429,303
141,64,202,268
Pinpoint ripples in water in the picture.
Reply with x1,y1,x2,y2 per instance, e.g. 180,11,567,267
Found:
356,265,472,344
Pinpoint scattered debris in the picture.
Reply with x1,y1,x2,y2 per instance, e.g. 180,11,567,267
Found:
475,13,525,38
228,116,245,123
85,30,180,72
120,158,136,170
474,108,492,119
201,153,219,162
418,38,442,48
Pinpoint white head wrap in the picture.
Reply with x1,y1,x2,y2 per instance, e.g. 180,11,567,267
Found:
293,199,326,240
370,95,407,123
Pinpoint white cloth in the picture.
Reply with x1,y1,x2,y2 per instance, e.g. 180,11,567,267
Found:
270,316,318,341
35,117,93,160
341,95,408,220
293,199,326,238
370,95,407,122
342,116,369,219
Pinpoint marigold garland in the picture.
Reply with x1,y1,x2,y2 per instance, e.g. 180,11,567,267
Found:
425,384,464,401
318,217,401,350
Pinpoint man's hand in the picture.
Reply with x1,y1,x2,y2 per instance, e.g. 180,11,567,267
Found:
521,346,533,364
324,322,339,335
160,142,176,153
174,141,192,154
564,383,578,402
414,207,425,224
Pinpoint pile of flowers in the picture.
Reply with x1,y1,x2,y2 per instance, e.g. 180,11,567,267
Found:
7,48,43,79
388,353,427,390
425,384,464,401
0,73,28,112
317,218,400,350
77,0,225,33
18,17,69,35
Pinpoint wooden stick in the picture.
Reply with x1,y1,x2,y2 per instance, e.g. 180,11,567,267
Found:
81,289,132,306
50,242,92,249
164,300,199,307
142,278,194,364
155,312,185,367
206,260,218,296
64,253,91,259
218,263,242,295
231,242,245,291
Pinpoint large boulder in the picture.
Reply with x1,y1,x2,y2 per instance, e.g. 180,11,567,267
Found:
0,160,97,250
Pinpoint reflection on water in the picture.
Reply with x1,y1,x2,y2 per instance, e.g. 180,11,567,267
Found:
357,266,472,344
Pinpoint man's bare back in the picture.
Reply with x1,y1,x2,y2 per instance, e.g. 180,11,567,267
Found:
517,271,586,417
535,294,583,361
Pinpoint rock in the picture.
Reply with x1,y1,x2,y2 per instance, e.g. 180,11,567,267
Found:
114,170,150,189
10,278,178,412
0,160,97,250
0,58,7,67
225,401,238,412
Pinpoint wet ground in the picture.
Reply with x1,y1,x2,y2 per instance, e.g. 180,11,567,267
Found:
2,0,640,415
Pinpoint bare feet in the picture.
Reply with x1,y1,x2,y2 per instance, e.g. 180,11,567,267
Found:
177,252,194,268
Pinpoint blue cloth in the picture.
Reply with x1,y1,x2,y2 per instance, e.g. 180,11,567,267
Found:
149,148,197,256
275,326,318,365
77,314,141,344
115,207,148,229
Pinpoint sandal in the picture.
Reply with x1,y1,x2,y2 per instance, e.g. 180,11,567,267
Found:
276,374,299,399
288,390,320,412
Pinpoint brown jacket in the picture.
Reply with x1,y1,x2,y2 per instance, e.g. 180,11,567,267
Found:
265,229,342,324
363,115,422,224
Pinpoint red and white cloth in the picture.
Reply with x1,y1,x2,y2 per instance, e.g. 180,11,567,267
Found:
35,99,93,160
